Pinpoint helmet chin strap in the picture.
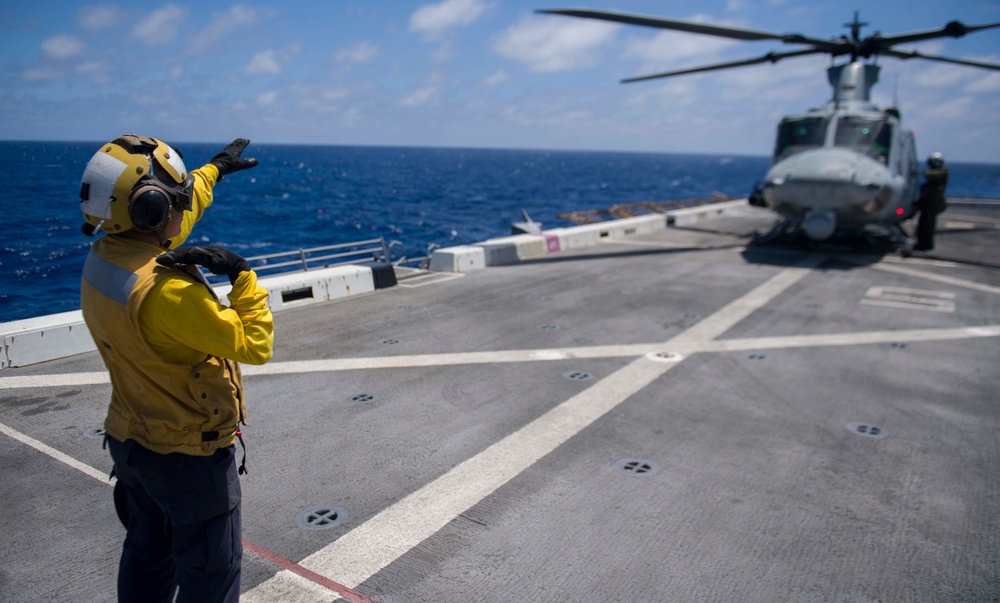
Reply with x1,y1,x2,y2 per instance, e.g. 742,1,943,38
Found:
155,206,181,249
115,216,174,249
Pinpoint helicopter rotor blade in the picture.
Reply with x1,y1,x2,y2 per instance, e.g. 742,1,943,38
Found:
881,48,1000,71
536,8,844,51
874,20,1000,48
621,49,826,83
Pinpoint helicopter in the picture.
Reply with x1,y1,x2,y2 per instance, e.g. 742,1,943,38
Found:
536,8,1000,252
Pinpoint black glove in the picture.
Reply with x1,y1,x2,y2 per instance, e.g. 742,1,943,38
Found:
157,245,251,285
210,138,258,179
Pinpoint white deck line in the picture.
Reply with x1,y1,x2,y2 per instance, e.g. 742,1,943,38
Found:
244,258,819,595
872,262,1000,295
5,322,1000,390
0,421,112,485
3,255,1000,600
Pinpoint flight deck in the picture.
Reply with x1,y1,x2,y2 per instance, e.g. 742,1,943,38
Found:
2,200,998,602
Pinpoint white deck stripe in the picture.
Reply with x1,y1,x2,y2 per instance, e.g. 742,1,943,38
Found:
0,421,112,485
873,262,1000,295
702,325,1000,353
246,259,819,594
668,259,823,347
3,323,999,390
240,571,344,603
305,353,679,588
4,254,999,601
0,372,110,389
4,255,999,600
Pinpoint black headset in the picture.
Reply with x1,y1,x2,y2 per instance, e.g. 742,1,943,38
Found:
127,172,194,232
128,181,172,232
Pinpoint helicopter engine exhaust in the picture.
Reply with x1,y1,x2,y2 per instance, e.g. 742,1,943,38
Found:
802,209,837,240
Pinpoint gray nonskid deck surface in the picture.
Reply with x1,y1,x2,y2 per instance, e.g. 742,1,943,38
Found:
1,204,998,602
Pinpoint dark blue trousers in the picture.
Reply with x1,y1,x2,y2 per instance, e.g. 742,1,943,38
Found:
915,207,938,251
107,437,242,603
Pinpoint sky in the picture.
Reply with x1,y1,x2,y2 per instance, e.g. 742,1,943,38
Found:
2,0,999,162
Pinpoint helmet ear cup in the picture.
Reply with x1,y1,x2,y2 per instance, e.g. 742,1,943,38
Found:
128,185,171,232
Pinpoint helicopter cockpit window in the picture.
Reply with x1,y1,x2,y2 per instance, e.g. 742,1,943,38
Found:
833,116,892,163
773,117,828,161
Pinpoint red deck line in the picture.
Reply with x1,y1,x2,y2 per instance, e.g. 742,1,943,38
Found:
242,538,379,603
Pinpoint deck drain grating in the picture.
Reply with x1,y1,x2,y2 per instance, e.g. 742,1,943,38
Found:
645,351,684,363
347,393,378,405
537,324,561,331
746,353,768,361
616,459,659,476
380,338,400,345
296,505,349,530
848,423,889,438
563,371,593,381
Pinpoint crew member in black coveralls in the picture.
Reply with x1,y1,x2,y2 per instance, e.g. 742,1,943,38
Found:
914,152,949,251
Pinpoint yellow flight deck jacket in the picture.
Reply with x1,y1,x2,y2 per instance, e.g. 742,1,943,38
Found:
81,164,273,456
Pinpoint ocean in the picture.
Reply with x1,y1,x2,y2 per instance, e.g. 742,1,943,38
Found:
1,141,998,323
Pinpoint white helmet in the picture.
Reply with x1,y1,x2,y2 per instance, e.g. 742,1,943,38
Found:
928,152,944,169
79,135,193,235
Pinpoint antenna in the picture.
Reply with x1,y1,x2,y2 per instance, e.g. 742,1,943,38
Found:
844,11,870,41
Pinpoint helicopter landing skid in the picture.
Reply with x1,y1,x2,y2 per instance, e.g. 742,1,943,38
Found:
751,217,798,246
885,223,914,257
752,218,914,256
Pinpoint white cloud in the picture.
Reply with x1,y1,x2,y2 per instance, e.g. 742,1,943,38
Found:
910,63,973,89
623,29,737,72
188,5,265,53
493,17,620,73
399,87,437,107
168,66,183,81
343,107,363,125
258,90,279,106
430,41,456,62
924,96,975,124
77,5,119,30
321,88,350,101
410,0,488,40
966,71,1000,93
245,43,300,75
41,35,84,60
336,41,380,64
623,77,703,111
22,67,63,82
130,4,188,47
484,70,508,86
500,103,595,129
246,50,282,75
76,61,111,83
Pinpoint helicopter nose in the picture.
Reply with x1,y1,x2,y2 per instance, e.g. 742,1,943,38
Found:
763,149,892,211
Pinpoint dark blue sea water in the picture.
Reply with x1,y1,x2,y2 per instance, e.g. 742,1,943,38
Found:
2,141,998,322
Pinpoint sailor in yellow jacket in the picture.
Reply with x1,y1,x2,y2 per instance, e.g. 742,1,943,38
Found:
79,135,272,603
